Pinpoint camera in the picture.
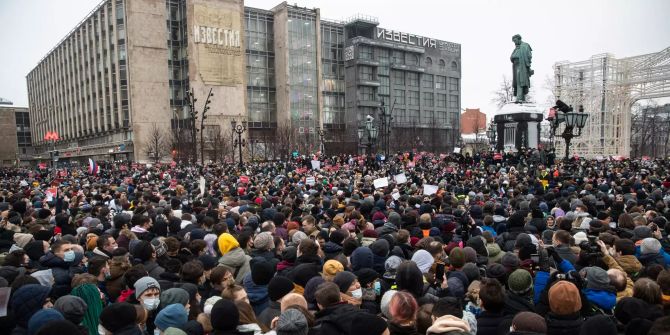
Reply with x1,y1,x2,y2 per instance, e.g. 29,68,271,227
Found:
553,99,573,113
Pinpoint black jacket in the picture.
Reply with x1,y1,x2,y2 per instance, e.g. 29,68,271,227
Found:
476,311,508,335
545,313,584,335
38,252,84,298
315,303,360,335
503,293,536,316
388,322,420,335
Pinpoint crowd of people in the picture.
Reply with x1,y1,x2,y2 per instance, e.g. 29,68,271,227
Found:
1,150,670,335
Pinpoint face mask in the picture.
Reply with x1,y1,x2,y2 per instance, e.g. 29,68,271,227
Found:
351,288,363,299
104,270,112,280
142,297,160,311
63,250,76,262
154,330,161,335
374,281,381,295
98,325,107,335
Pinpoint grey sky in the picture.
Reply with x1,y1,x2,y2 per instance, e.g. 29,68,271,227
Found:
1,0,669,121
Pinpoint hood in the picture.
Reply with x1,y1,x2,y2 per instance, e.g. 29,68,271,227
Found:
583,288,616,310
218,247,248,267
39,252,81,269
426,315,471,335
323,241,343,254
493,215,507,223
615,255,642,274
276,260,294,272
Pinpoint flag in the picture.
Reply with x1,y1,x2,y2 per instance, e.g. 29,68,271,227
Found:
88,158,99,175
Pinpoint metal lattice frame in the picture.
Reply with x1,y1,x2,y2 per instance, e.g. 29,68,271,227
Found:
553,46,670,157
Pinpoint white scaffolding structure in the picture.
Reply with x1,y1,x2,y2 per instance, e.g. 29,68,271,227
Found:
553,46,670,157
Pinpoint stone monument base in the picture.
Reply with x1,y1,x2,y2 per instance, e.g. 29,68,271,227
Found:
493,102,544,152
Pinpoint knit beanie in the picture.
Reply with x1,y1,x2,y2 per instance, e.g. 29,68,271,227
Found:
384,256,402,279
151,238,168,258
333,271,357,293
160,288,190,310
28,309,64,335
211,299,239,331
640,238,662,255
254,232,275,251
251,258,276,285
449,247,465,269
486,263,507,282
329,229,347,245
322,260,344,281
268,276,295,301
380,290,397,319
292,231,308,245
134,276,161,299
155,304,188,331
11,284,51,327
411,249,434,274
350,313,388,335
388,212,402,227
99,303,137,332
289,263,320,288
203,296,222,315
30,269,54,287
463,247,477,263
501,252,520,271
217,233,240,255
71,283,104,335
355,268,379,288
633,226,652,241
13,233,34,249
276,308,308,335
582,266,611,291
369,239,390,257
164,328,188,335
466,236,488,257
512,312,546,333
548,281,582,315
304,277,326,306
33,320,80,334
462,263,481,283
508,269,533,295
53,295,87,325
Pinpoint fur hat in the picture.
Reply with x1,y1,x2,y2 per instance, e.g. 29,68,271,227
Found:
548,281,582,315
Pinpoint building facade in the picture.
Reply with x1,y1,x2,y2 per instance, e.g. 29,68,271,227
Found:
27,0,461,162
0,101,35,166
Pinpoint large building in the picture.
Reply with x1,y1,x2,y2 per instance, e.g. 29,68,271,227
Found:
0,99,35,166
27,0,461,162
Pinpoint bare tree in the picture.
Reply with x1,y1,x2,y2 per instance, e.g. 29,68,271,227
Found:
273,121,294,161
144,123,169,163
491,75,534,109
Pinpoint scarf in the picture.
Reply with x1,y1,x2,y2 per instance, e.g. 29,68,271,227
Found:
340,293,361,306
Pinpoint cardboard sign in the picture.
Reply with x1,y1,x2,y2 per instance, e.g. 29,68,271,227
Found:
199,177,206,197
373,177,389,189
394,173,407,184
311,160,321,170
239,176,249,184
306,177,316,186
453,147,461,154
392,191,401,200
45,187,57,202
423,184,438,196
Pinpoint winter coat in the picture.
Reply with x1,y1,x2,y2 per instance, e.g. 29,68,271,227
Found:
38,251,84,298
275,260,295,277
446,270,469,299
545,313,584,335
495,228,523,252
475,311,508,335
613,255,642,276
426,315,471,335
257,300,281,329
583,288,616,312
219,247,251,284
503,293,535,316
389,322,420,335
553,245,578,266
637,252,666,268
376,222,399,237
143,260,166,280
243,273,269,316
315,302,360,335
249,249,279,269
323,242,344,261
486,243,503,264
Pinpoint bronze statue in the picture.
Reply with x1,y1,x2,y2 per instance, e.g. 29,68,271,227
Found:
510,34,533,102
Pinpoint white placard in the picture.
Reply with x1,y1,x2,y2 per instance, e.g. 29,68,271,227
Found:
373,177,389,189
199,176,206,196
311,160,321,170
423,184,438,195
306,177,316,186
394,173,407,184
392,191,400,200
453,147,461,154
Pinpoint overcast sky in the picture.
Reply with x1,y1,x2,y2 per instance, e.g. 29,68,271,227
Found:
1,0,669,120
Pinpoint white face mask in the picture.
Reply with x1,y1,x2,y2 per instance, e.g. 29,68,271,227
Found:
98,325,107,335
351,288,363,299
142,297,160,311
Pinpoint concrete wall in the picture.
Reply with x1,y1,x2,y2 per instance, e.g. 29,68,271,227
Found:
126,0,171,162
272,3,290,126
0,107,19,166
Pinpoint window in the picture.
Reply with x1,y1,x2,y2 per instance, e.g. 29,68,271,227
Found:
422,74,433,88
449,94,459,108
379,76,390,95
391,50,403,64
392,70,404,85
439,59,446,69
448,77,459,92
359,86,375,101
451,61,458,71
425,57,432,67
436,93,447,108
409,109,420,120
406,53,419,66
396,109,407,124
423,92,434,107
359,66,373,81
408,91,419,106
422,110,434,124
407,72,418,87
377,48,389,65
359,45,373,60
436,76,446,90
394,89,405,105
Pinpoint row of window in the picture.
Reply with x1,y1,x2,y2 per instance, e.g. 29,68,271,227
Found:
358,45,458,70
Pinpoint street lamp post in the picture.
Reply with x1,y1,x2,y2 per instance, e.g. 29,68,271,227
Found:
486,121,497,151
378,101,394,157
547,100,589,161
231,120,247,167
358,115,378,156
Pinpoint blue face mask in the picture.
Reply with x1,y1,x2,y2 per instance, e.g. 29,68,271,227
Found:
63,250,75,262
374,281,381,295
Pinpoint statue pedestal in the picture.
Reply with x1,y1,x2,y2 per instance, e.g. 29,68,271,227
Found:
493,102,544,152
